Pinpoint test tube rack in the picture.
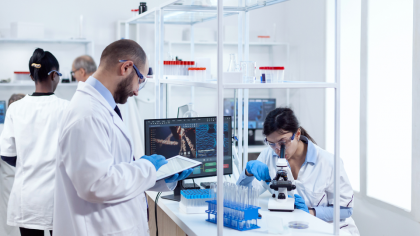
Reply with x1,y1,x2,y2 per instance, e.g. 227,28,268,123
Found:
205,200,261,231
180,189,212,214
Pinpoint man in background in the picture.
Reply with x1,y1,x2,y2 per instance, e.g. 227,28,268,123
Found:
0,94,25,236
71,55,97,82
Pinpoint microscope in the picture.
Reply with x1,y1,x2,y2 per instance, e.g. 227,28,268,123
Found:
268,145,296,212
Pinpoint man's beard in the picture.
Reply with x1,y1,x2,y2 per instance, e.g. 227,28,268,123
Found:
114,71,135,104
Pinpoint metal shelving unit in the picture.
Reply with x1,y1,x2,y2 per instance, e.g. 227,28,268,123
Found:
125,0,342,235
0,38,94,56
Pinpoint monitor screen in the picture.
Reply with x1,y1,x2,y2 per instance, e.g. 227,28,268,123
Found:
0,101,6,124
144,116,232,179
223,98,276,129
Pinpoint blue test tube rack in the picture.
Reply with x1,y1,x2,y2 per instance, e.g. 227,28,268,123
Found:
180,190,212,214
205,200,261,231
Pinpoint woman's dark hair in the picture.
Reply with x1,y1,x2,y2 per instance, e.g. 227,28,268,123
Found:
263,107,317,144
28,48,59,83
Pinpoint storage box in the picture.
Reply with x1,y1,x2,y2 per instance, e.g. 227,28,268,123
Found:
13,72,32,84
11,22,44,39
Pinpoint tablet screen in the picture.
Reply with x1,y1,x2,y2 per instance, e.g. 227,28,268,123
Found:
156,156,200,180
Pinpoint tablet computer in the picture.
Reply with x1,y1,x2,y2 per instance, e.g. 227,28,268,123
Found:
156,155,202,181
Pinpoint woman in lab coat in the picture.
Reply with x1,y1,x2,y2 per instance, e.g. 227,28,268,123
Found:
0,48,69,236
0,94,25,236
237,107,360,236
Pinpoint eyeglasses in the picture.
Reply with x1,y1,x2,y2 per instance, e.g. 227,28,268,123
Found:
48,70,62,76
264,133,296,151
119,60,147,91
70,69,80,76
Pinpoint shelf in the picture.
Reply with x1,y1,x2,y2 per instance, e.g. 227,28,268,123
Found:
126,8,157,24
158,79,336,89
0,83,78,87
125,0,288,25
159,78,217,89
223,81,337,89
165,41,287,46
0,38,92,44
160,0,288,11
162,10,238,25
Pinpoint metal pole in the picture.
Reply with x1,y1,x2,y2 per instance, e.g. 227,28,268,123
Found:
216,0,224,235
244,89,249,165
125,22,129,39
155,11,160,119
244,12,250,61
243,9,250,170
191,24,195,110
333,0,341,234
160,9,165,118
238,89,243,170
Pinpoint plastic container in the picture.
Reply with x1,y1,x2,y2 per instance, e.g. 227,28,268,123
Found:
131,9,139,17
197,67,206,81
189,67,206,81
257,35,270,42
13,71,31,83
273,67,285,83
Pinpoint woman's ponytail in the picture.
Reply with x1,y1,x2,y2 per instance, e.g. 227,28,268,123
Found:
263,107,317,144
299,126,317,145
28,48,59,83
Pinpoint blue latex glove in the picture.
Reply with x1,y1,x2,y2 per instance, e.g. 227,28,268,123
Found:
141,154,168,171
165,168,194,183
245,160,271,182
291,194,309,213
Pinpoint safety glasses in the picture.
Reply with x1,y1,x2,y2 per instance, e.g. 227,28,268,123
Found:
264,133,296,150
47,70,62,76
119,60,148,91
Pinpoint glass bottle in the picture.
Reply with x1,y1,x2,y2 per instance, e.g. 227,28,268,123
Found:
227,54,237,72
183,103,199,117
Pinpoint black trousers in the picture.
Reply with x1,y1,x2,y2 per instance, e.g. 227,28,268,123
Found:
19,227,52,236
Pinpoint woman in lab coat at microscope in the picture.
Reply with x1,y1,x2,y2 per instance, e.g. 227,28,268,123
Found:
237,107,360,236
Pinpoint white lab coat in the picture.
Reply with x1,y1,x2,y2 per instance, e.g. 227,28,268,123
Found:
237,137,360,236
53,82,175,236
0,158,19,236
0,95,69,230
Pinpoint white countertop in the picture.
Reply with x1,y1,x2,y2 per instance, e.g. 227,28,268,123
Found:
146,181,351,236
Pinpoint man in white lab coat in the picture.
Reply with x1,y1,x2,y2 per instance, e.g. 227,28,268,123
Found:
53,39,190,236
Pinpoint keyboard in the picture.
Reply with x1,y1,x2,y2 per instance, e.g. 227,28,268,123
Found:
200,182,216,189
182,183,200,189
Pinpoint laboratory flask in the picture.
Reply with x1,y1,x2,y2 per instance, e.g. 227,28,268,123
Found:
240,61,256,83
227,54,238,72
183,103,199,118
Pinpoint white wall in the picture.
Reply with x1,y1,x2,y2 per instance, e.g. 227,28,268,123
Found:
353,196,420,236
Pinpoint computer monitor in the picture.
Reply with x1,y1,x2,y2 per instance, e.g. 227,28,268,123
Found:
223,98,276,129
0,101,6,124
144,116,233,200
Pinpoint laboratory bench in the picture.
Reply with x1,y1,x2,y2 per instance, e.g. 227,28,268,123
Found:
146,178,351,236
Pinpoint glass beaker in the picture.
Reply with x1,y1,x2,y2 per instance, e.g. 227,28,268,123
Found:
183,103,199,117
227,54,238,72
240,61,256,83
